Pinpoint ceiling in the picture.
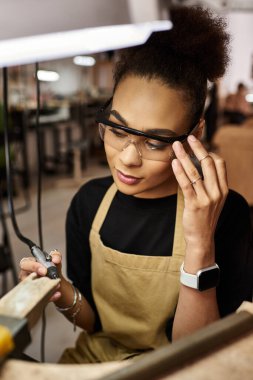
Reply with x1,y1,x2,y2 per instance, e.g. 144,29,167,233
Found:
172,0,253,12
0,0,251,67
0,0,252,42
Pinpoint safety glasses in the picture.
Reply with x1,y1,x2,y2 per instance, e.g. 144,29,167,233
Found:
95,98,199,161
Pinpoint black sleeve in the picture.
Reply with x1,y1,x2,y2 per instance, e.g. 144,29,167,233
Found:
216,190,253,317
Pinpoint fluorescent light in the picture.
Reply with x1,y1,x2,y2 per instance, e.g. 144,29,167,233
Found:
0,21,172,67
246,94,253,103
37,70,59,82
73,56,96,66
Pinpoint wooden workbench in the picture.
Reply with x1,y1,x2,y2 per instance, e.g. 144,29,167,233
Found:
1,274,253,380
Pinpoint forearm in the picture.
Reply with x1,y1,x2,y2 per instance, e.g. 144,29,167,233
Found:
172,285,219,341
170,134,228,341
54,277,96,333
172,243,220,341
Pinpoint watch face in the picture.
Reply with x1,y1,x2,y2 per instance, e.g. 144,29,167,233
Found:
198,267,220,291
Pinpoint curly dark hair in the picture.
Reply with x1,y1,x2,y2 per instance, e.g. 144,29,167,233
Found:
113,6,230,127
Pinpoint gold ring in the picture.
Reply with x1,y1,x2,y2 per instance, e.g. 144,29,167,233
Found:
191,177,202,185
199,154,210,162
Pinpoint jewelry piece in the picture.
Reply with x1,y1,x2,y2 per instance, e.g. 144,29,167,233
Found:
56,284,77,312
70,289,82,331
191,177,202,185
199,154,209,162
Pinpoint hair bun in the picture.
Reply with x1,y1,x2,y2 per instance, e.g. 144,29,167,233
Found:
147,6,230,81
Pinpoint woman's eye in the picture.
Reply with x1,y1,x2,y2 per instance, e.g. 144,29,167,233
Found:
109,128,127,138
145,140,170,150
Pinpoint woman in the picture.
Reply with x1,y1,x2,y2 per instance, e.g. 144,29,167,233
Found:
19,6,253,363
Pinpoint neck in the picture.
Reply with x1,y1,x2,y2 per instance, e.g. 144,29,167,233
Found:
134,178,178,199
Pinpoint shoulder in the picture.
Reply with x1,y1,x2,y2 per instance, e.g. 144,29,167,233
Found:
223,189,249,215
216,190,253,315
67,176,114,222
78,176,113,198
217,189,251,233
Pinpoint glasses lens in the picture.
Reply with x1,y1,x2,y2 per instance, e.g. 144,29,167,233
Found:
140,138,173,161
98,123,173,161
100,122,129,148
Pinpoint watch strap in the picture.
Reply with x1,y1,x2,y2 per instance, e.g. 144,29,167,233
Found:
180,263,198,289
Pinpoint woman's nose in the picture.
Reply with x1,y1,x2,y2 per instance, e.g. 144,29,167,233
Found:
119,141,142,166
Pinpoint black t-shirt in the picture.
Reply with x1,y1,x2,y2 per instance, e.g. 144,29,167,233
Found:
66,176,253,338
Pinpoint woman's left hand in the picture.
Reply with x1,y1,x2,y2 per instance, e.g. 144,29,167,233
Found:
171,135,228,269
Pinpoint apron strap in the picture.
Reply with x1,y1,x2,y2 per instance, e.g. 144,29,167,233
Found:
92,183,118,232
171,188,186,259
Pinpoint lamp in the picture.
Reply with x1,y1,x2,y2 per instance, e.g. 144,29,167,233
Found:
37,70,60,82
0,0,172,67
73,56,96,67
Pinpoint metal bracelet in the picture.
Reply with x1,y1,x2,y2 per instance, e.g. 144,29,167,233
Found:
55,284,77,312
70,289,82,331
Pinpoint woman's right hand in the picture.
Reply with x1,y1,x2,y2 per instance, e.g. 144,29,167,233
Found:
19,250,63,302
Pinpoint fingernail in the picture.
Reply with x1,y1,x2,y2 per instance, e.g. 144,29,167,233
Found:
172,158,179,168
38,267,47,275
172,141,183,153
173,141,181,148
50,249,58,254
188,135,197,142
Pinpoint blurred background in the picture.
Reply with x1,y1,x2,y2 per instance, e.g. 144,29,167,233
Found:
0,0,253,363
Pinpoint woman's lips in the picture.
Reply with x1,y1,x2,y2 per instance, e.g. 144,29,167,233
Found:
116,170,141,185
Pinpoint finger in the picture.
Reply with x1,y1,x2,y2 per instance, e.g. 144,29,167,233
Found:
172,158,196,201
187,136,220,195
49,250,62,265
19,269,33,281
172,141,206,198
19,256,36,265
19,257,36,271
209,152,228,198
49,291,61,302
19,257,47,276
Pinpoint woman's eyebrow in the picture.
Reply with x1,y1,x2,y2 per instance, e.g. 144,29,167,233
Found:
147,129,178,137
109,109,177,136
110,110,129,126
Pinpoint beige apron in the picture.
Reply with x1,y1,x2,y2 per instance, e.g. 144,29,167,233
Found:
59,184,185,363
